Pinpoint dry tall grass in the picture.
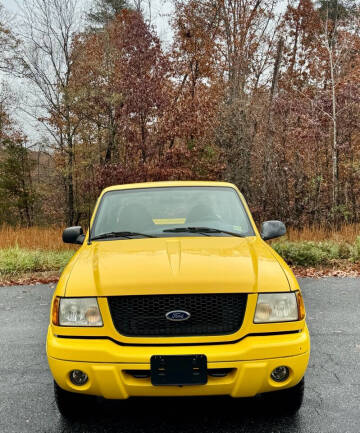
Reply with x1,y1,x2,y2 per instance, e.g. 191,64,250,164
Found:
0,224,359,251
0,225,77,251
287,224,360,243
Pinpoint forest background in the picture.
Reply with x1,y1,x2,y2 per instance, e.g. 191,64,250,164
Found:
1,0,360,282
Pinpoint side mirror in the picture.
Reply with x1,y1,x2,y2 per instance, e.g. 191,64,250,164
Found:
62,226,85,245
261,220,286,241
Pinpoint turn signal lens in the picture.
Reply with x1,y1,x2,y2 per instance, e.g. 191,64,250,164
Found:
85,306,102,324
296,291,306,320
52,297,60,325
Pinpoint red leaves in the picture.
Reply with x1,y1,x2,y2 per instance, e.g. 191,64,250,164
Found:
93,143,224,191
69,8,224,198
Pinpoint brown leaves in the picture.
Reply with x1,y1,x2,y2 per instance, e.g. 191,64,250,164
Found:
0,272,60,287
292,263,360,278
93,142,224,191
68,8,224,199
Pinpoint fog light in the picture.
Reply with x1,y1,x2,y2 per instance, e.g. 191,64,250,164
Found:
69,370,88,386
271,366,289,382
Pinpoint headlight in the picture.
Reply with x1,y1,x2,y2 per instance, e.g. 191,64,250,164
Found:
53,297,103,327
254,292,304,323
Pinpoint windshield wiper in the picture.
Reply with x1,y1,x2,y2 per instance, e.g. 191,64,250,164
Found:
163,226,245,238
91,231,155,241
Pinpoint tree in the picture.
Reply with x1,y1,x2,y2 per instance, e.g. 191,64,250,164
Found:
69,8,223,199
316,0,360,219
0,135,35,226
72,10,171,163
0,4,18,72
172,1,282,201
0,86,12,137
318,0,358,21
86,0,130,28
0,0,359,229
170,0,222,149
17,0,83,226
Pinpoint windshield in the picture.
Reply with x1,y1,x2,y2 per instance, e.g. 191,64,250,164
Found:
91,186,255,240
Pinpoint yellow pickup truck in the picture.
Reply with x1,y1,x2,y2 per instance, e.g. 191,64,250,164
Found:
47,181,310,418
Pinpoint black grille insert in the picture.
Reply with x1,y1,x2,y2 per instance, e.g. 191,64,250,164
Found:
107,293,247,337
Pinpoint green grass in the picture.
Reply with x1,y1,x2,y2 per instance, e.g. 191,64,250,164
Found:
0,247,74,277
273,237,360,267
1,238,360,280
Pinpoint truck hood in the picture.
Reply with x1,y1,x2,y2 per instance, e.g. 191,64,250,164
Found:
64,237,290,297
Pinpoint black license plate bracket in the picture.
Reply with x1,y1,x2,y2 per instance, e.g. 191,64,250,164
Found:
151,355,207,386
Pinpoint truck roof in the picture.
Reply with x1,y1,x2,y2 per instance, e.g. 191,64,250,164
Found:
102,180,237,193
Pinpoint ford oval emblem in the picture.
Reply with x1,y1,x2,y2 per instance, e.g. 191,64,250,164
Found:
165,310,191,321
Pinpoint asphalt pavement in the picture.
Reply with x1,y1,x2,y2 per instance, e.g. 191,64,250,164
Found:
1,278,359,433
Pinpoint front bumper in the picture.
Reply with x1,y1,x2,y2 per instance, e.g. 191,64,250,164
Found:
47,326,310,399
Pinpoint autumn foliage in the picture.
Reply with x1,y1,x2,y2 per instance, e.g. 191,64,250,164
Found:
1,0,360,229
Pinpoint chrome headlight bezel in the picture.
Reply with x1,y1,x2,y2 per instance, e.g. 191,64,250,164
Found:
254,292,301,323
57,297,103,327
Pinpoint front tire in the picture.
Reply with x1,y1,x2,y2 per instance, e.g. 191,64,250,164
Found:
54,381,96,419
264,377,305,414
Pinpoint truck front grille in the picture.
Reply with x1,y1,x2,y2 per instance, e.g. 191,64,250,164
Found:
107,293,247,337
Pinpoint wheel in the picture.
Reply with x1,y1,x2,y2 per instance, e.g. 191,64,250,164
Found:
54,381,96,419
264,377,305,415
